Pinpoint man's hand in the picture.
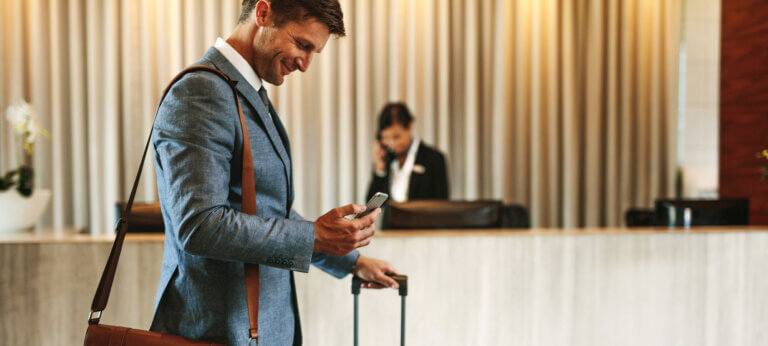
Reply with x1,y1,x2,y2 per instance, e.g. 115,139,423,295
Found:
352,255,399,289
313,204,381,256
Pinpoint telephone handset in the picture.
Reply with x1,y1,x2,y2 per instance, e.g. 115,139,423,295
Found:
383,145,396,164
377,134,397,164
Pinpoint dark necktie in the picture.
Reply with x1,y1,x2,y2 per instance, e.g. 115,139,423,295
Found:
258,86,270,113
258,86,279,127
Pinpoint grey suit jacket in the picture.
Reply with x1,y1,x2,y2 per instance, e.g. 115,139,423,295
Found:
149,47,358,345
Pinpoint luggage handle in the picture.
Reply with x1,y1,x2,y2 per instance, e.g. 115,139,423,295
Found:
352,274,408,296
352,274,408,346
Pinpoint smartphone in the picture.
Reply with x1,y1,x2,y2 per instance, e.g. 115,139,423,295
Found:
347,192,389,219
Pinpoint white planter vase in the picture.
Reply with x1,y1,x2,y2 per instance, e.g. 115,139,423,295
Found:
0,189,51,233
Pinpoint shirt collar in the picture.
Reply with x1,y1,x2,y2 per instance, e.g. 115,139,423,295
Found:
388,138,421,202
214,37,263,92
403,138,420,162
390,138,421,173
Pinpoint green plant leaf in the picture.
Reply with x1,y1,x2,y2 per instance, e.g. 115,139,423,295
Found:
0,170,18,191
16,166,33,197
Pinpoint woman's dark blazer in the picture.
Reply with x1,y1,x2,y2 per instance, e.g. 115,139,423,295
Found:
366,143,449,201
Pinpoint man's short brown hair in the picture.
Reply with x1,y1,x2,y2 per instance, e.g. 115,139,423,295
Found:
239,0,345,37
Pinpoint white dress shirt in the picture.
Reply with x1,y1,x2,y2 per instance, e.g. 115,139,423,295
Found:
214,37,281,128
214,37,264,94
389,138,421,203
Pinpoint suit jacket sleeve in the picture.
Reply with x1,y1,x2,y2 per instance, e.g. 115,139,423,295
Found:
152,72,315,272
289,209,359,278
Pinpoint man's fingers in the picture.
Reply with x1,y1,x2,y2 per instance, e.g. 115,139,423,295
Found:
348,207,380,229
360,273,394,289
335,204,366,218
353,204,367,214
377,273,399,289
333,204,355,217
355,227,376,248
355,238,372,249
383,264,398,275
356,207,381,228
363,282,387,289
359,224,375,239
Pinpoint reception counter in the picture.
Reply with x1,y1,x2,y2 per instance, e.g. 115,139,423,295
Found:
2,227,768,345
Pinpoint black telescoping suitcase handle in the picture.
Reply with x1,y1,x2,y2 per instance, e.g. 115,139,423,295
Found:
352,274,408,346
352,274,408,296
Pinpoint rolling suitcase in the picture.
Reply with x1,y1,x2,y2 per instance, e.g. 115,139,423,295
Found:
351,274,408,346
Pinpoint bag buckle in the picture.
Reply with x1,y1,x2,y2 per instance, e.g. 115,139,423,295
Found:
88,310,102,324
113,217,126,230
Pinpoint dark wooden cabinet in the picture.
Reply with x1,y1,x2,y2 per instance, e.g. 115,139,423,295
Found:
719,0,768,224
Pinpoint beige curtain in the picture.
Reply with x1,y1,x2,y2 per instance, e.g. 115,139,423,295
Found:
0,0,679,233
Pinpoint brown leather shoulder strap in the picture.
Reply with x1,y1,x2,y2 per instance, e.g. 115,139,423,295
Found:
88,65,261,340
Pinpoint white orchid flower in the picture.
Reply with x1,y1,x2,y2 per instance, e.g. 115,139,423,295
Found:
27,120,47,143
4,100,49,155
5,101,36,134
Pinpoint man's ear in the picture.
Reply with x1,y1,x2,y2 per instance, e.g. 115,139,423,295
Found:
253,0,273,27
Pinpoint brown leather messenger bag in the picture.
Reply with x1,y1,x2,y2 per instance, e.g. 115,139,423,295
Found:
84,65,262,346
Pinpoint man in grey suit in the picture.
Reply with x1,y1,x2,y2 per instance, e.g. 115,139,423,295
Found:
149,0,398,344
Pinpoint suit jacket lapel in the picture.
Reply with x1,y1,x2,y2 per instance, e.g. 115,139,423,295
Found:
268,102,292,160
266,99,295,206
204,48,292,182
408,145,426,200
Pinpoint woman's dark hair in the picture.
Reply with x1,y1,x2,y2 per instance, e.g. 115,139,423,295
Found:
377,103,414,137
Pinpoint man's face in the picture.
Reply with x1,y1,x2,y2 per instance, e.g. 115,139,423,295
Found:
252,16,330,85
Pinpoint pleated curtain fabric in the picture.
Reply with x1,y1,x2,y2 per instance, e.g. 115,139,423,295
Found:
0,0,679,231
